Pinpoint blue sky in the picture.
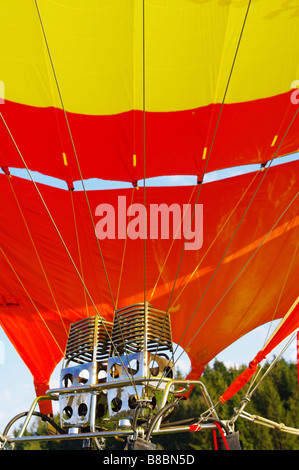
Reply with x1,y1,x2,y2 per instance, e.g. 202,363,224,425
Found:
0,153,298,433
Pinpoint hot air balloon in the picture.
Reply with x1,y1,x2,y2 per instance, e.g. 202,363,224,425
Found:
0,0,298,450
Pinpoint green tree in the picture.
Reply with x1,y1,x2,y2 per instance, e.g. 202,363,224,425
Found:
157,359,299,450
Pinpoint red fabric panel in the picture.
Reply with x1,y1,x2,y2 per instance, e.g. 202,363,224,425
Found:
34,381,54,416
263,301,299,357
0,161,298,398
0,91,298,182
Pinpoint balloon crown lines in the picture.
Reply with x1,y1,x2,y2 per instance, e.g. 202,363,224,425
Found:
95,196,203,251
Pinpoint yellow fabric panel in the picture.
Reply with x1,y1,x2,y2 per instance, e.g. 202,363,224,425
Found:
0,0,299,115
0,1,59,107
0,0,135,114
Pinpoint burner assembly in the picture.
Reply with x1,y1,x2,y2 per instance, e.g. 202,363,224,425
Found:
106,303,175,422
59,314,113,430
58,303,176,440
1,303,220,450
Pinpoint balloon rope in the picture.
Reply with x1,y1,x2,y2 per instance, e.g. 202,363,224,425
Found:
168,91,299,372
151,0,253,392
113,188,140,395
145,184,199,390
172,191,298,371
169,170,260,311
7,175,68,337
262,240,299,347
154,0,299,383
34,0,140,392
0,246,64,356
115,188,136,309
149,184,197,302
143,0,146,306
246,241,299,394
34,0,116,311
247,332,297,399
0,112,139,395
69,190,90,318
160,0,253,320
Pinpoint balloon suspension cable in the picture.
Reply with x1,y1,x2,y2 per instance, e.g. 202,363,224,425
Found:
156,69,299,384
148,169,260,389
228,245,299,426
2,0,299,452
247,332,297,399
262,240,299,348
34,0,299,406
7,175,69,337
155,187,298,392
229,331,298,429
1,0,140,395
34,303,222,451
34,0,116,310
153,0,299,389
149,0,253,391
0,112,139,394
142,0,146,307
